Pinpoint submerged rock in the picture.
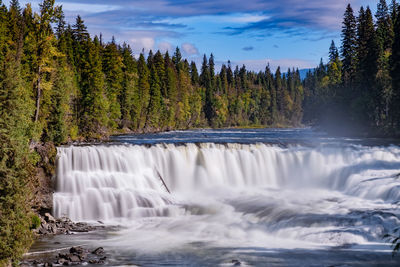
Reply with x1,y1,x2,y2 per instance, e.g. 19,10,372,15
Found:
91,247,105,256
232,259,241,266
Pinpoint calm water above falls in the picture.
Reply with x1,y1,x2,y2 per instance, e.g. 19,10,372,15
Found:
50,128,400,266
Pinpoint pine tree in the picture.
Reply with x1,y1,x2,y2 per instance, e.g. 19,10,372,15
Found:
32,0,62,140
190,61,199,85
8,0,23,58
137,53,150,129
356,7,379,125
102,39,124,129
145,65,162,129
0,0,8,63
153,50,166,96
391,5,400,126
341,4,358,85
120,43,138,128
0,51,34,265
376,0,394,123
376,0,394,51
172,47,182,70
391,0,399,23
200,54,215,124
46,57,75,144
329,40,339,63
79,38,108,137
73,15,89,42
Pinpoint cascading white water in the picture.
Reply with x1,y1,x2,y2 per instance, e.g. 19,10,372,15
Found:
54,143,400,222
48,130,400,265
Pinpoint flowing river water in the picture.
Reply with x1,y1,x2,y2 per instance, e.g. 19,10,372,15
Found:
31,129,400,266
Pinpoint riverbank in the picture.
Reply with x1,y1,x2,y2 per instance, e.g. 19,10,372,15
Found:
22,213,120,266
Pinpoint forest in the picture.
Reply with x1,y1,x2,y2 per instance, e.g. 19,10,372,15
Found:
304,0,400,136
0,0,304,264
1,0,400,264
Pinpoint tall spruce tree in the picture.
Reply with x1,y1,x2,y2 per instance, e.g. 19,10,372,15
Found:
102,39,124,129
137,53,150,129
329,40,339,62
341,4,358,86
391,5,400,126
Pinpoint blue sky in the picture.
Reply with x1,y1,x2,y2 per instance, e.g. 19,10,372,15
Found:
5,0,379,71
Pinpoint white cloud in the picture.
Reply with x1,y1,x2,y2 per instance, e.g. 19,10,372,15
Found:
59,2,120,14
130,37,155,52
229,14,270,23
158,41,173,53
181,43,199,56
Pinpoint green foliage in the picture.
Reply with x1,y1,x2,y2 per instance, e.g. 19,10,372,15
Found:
31,215,41,230
0,1,308,263
0,51,33,265
304,1,400,138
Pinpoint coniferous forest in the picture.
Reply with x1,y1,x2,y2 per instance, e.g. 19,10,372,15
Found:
304,0,400,135
1,0,400,264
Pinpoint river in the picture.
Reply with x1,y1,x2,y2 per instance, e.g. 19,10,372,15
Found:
31,128,400,266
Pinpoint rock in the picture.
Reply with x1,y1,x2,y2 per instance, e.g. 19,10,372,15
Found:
38,228,48,235
70,246,85,255
45,213,56,223
43,262,53,267
92,247,105,256
232,259,241,266
97,257,107,265
67,254,81,263
50,224,57,234
57,258,67,265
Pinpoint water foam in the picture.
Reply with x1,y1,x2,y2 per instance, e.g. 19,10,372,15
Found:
53,143,400,251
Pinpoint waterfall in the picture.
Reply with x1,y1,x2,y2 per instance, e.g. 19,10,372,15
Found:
53,143,400,222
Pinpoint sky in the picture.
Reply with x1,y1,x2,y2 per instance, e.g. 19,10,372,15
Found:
4,0,379,72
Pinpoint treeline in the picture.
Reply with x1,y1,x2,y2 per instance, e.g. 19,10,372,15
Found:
3,0,305,145
0,0,303,263
303,0,400,135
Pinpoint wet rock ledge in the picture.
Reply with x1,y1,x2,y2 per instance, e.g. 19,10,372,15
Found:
33,213,104,236
21,246,107,266
22,213,110,266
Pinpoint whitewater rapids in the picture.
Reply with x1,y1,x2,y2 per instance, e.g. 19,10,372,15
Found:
53,143,400,253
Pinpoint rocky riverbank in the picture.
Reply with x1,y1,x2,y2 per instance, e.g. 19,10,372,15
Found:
33,213,107,236
21,213,113,266
21,246,107,266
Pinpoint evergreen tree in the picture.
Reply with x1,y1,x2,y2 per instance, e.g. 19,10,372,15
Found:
0,51,34,265
391,0,399,23
376,0,394,51
72,15,89,42
172,47,182,70
376,0,394,123
190,61,199,85
145,65,162,129
391,5,400,126
329,40,339,63
153,50,166,96
356,7,379,125
79,38,108,137
102,39,124,129
341,4,358,85
0,0,8,63
120,43,138,128
137,53,150,129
